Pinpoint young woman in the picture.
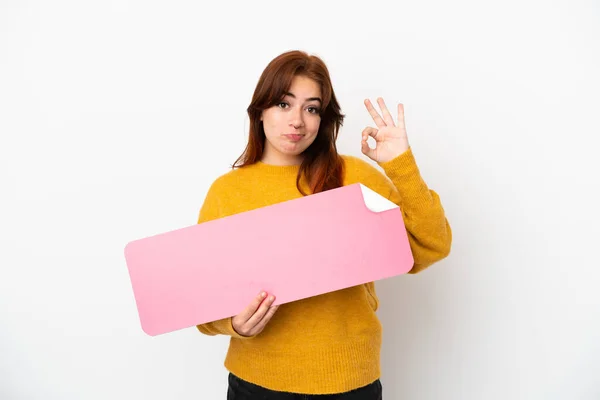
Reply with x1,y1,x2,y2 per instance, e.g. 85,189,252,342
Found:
196,50,452,399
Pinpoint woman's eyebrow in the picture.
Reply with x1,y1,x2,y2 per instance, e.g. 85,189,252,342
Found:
285,92,322,104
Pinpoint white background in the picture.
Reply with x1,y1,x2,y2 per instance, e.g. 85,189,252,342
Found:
1,0,599,399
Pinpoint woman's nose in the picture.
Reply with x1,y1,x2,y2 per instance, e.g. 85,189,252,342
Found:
289,108,304,128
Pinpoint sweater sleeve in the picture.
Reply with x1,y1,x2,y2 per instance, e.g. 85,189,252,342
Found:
194,179,252,339
368,147,452,274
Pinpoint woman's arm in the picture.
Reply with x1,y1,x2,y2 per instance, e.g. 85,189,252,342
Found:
377,147,452,273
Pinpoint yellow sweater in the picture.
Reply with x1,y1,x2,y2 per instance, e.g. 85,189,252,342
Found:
195,147,452,394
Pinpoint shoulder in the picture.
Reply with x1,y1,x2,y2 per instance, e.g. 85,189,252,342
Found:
198,166,252,223
341,154,390,184
342,153,375,168
340,154,395,198
204,164,254,193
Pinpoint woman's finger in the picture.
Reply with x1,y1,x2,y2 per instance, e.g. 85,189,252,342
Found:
364,99,387,128
362,126,378,139
237,291,268,324
397,103,405,126
377,97,395,127
252,305,280,334
361,127,377,160
245,294,276,329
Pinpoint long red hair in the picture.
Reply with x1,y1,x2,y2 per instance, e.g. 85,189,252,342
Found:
232,50,346,196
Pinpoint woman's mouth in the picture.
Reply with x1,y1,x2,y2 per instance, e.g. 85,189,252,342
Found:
284,134,304,142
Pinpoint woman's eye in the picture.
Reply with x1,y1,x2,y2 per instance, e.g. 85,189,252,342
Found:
277,102,319,114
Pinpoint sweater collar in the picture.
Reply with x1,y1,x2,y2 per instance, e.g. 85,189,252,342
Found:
253,160,301,177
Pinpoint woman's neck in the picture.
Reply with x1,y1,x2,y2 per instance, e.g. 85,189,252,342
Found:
260,148,304,166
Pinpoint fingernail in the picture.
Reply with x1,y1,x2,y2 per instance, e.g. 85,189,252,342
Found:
260,292,266,298
269,296,274,301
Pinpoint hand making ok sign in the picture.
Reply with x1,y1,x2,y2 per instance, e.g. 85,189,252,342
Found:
361,97,410,163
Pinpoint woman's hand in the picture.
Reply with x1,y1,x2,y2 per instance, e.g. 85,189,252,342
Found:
361,98,410,163
232,291,279,337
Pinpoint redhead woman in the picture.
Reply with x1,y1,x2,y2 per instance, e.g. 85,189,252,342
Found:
196,50,452,399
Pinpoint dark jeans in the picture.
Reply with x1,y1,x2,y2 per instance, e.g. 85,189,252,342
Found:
227,373,383,400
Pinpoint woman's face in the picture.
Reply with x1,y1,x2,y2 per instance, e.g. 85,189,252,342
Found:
260,75,322,165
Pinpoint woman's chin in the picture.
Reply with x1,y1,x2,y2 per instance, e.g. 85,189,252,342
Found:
279,143,306,156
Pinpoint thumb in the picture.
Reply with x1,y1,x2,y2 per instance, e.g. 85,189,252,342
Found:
361,127,378,160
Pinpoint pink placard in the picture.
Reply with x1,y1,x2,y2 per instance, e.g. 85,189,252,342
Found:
124,183,414,336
